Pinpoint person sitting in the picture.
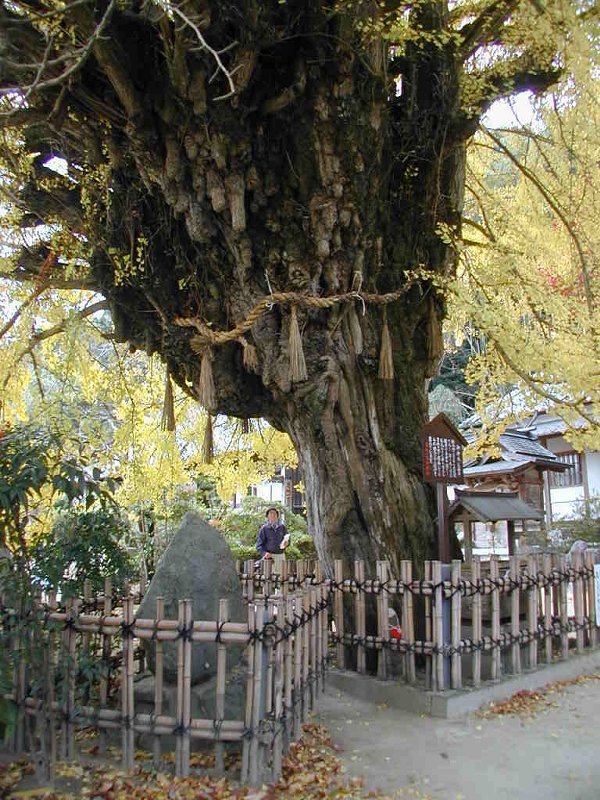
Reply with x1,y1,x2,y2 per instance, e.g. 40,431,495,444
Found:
256,507,290,561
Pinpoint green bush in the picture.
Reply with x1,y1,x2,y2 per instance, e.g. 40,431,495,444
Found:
31,509,134,595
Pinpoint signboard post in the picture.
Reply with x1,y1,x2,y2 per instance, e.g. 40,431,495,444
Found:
422,414,467,563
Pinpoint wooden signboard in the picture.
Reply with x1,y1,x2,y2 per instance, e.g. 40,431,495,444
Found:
422,414,467,562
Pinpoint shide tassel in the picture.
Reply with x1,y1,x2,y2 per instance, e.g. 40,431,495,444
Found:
378,306,394,380
160,369,176,432
240,337,258,372
197,347,216,410
288,304,308,383
427,296,443,364
202,414,214,464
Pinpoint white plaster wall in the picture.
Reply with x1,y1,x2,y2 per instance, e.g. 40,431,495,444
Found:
586,451,600,495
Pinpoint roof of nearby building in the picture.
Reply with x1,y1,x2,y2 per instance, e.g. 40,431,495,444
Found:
449,491,544,522
462,427,567,479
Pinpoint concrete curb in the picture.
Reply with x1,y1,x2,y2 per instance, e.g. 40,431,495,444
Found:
326,649,600,718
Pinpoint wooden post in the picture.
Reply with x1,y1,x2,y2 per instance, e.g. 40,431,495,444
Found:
241,604,255,784
153,596,164,768
376,561,389,680
451,560,462,690
401,560,416,684
543,554,553,663
437,484,450,563
248,604,265,786
585,550,598,649
573,550,585,653
432,561,444,692
333,560,345,669
302,589,311,716
175,599,192,777
99,577,112,755
472,558,482,688
526,555,538,670
214,599,229,775
558,554,569,660
354,560,366,674
283,596,294,750
489,556,501,681
510,555,521,675
83,579,92,654
272,597,285,781
292,593,303,740
424,560,432,690
121,596,135,772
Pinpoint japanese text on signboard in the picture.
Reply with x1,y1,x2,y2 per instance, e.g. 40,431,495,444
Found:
423,435,463,483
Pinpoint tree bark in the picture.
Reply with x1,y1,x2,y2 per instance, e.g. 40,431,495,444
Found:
0,1,483,568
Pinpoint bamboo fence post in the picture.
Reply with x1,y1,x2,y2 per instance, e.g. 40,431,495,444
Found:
215,598,229,775
153,597,164,768
263,558,273,598
248,604,266,787
283,596,294,750
121,596,135,773
310,585,320,697
297,560,306,589
573,550,585,653
451,560,462,690
558,554,569,659
292,593,303,740
264,599,275,718
432,561,444,692
244,560,255,603
424,560,432,690
526,555,538,669
241,604,255,784
401,560,416,684
302,588,312,714
280,558,289,600
83,579,92,654
472,558,482,688
585,551,598,649
99,577,112,755
376,561,389,680
175,599,192,778
333,560,345,669
12,595,25,754
354,560,366,675
272,597,285,781
63,597,78,761
509,555,521,675
320,581,328,689
489,556,501,681
543,554,553,663
47,590,58,771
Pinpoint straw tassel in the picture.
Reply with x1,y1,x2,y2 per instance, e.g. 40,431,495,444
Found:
288,304,308,383
239,337,258,372
202,414,214,464
241,417,250,435
197,348,216,410
160,369,176,432
427,297,443,363
378,306,394,380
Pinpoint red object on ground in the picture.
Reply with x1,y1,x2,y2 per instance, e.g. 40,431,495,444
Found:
390,625,402,640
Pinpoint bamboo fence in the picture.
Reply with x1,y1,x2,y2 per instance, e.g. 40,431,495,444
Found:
1,573,329,786
2,550,599,784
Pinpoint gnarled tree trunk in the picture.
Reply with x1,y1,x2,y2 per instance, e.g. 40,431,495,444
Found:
3,0,525,571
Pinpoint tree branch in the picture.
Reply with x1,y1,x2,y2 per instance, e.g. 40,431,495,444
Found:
482,126,595,317
459,0,521,61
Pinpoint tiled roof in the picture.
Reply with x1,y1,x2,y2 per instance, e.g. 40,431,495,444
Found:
449,491,544,522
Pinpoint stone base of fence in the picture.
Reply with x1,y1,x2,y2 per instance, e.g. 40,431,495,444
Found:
327,648,600,718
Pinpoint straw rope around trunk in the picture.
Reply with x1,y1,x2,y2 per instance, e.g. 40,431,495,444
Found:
174,282,418,347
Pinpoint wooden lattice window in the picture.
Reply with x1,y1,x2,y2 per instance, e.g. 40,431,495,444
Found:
549,452,583,488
